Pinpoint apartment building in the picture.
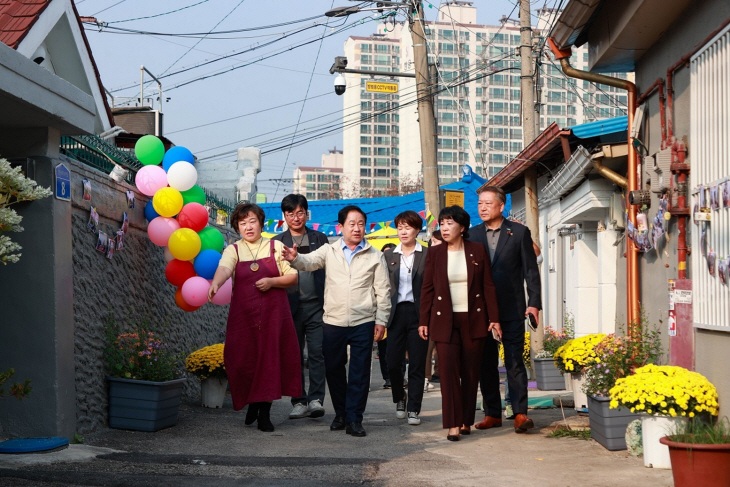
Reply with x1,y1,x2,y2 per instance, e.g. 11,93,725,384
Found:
293,147,343,201
340,1,631,194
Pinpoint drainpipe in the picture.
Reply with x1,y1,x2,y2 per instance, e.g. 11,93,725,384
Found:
548,38,640,333
592,152,628,189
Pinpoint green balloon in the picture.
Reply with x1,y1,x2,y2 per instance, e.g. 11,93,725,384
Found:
135,135,165,166
199,226,225,253
181,185,206,206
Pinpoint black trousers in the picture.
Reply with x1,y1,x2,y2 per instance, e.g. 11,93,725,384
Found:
322,321,375,424
480,319,528,416
386,302,428,413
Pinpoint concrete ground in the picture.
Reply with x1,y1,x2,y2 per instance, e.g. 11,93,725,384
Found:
0,358,673,486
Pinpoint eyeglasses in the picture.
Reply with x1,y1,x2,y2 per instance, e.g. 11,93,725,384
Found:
285,211,306,219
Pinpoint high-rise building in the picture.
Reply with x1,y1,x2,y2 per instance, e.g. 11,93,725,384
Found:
292,147,343,201
340,2,631,194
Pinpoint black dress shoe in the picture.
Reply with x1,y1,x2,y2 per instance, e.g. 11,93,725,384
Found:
383,379,391,389
330,416,347,431
346,422,367,437
447,434,460,441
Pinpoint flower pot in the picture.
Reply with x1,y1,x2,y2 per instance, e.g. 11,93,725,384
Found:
570,372,588,412
660,436,730,486
534,358,565,391
564,372,572,391
641,415,688,468
201,377,228,408
588,395,639,451
108,377,186,432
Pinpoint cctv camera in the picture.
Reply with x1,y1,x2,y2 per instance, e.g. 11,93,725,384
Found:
334,74,346,96
32,45,47,65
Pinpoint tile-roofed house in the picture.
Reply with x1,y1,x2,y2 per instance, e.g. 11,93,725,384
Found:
0,0,51,49
0,0,113,133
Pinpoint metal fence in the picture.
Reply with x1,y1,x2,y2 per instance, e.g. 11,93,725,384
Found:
60,135,236,220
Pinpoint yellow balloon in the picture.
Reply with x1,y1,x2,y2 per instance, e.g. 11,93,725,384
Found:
168,228,201,261
152,187,183,218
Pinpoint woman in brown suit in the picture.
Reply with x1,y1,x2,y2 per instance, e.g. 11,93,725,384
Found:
418,206,501,441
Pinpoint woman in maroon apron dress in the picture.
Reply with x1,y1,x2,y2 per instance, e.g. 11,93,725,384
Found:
208,204,301,432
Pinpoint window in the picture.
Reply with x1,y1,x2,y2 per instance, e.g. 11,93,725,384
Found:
375,44,390,53
360,147,371,156
360,54,371,65
360,124,371,134
360,168,371,177
360,136,371,144
360,157,371,166
360,44,372,53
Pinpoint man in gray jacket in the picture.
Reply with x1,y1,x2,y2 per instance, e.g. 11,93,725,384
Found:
273,194,329,420
282,205,391,437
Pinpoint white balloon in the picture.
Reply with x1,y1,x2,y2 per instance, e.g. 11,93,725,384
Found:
167,161,198,191
163,247,175,263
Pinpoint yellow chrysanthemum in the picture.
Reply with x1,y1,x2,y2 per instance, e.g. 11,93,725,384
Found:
186,344,226,380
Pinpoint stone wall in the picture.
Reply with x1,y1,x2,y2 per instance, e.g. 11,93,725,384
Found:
67,158,229,433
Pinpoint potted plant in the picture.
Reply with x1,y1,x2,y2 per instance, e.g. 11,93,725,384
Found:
534,321,573,390
554,333,606,411
660,417,730,486
584,327,661,451
186,344,227,408
104,320,186,432
609,365,719,468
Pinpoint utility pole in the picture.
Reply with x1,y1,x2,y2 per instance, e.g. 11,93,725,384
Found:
519,0,542,353
410,1,439,227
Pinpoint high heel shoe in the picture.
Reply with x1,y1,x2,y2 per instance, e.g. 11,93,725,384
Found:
447,434,460,441
459,427,471,435
244,403,259,425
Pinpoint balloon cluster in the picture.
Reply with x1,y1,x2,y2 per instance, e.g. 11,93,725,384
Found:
134,135,232,312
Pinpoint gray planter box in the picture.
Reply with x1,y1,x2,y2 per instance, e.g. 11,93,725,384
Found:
588,394,639,451
108,377,186,432
534,358,565,391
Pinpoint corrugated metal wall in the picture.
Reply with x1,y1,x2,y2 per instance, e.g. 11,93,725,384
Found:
690,22,730,331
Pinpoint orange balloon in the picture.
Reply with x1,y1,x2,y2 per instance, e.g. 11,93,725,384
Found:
175,288,200,312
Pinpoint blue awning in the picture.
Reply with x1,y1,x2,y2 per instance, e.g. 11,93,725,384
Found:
570,116,628,139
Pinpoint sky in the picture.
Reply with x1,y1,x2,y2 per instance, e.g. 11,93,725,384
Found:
79,0,520,202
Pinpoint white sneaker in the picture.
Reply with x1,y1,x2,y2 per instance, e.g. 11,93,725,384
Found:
407,412,421,425
424,379,434,392
307,399,325,418
289,403,309,419
396,398,407,419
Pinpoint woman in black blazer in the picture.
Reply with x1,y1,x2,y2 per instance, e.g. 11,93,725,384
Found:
383,211,429,425
418,206,501,441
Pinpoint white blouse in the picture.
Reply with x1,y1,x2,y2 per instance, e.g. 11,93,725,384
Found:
447,249,468,312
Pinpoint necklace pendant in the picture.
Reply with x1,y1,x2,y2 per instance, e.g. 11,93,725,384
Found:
408,270,411,274
250,262,259,272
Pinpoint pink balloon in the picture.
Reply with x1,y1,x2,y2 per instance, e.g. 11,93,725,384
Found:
147,217,180,246
212,278,233,305
181,276,210,307
135,165,168,197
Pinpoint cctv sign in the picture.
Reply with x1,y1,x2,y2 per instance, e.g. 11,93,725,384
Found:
366,81,398,93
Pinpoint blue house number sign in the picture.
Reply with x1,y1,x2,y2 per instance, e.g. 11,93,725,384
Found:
55,163,71,201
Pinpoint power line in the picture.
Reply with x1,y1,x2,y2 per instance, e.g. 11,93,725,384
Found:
92,0,128,17
158,0,247,78
272,0,335,201
105,0,213,24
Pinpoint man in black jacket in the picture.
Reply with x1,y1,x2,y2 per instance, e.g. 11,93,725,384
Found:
273,194,329,420
470,186,541,433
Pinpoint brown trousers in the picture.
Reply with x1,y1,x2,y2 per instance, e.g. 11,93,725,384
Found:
435,312,485,429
